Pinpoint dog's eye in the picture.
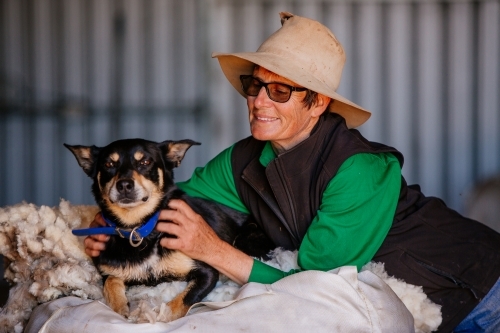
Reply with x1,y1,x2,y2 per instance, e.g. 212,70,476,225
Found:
140,159,151,166
105,161,115,168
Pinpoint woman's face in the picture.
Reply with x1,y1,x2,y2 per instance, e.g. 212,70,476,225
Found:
246,67,329,153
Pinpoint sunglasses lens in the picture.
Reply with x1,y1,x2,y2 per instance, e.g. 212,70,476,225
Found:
267,84,291,103
240,76,259,96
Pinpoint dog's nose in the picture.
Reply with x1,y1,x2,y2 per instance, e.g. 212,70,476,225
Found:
116,179,134,194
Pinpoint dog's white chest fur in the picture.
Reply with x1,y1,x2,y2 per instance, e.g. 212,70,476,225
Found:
100,250,195,281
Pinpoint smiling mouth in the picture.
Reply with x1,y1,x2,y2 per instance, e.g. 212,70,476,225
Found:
256,116,278,122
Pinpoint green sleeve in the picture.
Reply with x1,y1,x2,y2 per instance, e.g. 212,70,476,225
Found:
176,145,249,214
248,152,401,284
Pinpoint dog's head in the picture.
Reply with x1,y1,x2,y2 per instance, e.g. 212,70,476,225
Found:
65,139,200,227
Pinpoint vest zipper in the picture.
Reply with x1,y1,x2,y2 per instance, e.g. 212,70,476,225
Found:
274,159,299,238
241,174,299,246
414,257,480,299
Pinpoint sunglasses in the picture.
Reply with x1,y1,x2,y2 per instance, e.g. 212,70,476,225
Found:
240,75,308,103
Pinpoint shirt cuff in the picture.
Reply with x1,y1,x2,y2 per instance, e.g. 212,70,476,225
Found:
248,259,303,284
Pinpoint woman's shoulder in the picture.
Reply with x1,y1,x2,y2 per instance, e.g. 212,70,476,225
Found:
339,152,401,171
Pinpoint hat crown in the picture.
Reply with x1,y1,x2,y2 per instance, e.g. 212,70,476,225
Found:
256,12,345,91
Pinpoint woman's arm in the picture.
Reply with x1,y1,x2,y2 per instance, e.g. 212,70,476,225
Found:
248,152,401,283
298,152,401,271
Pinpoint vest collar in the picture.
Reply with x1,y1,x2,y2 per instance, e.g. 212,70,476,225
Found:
258,113,328,169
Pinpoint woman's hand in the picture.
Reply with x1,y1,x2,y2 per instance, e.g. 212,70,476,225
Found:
83,213,110,257
157,199,224,261
156,199,254,285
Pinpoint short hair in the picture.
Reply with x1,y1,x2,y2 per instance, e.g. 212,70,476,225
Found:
302,90,319,109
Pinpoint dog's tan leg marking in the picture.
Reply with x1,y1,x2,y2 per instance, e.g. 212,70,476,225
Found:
165,282,195,321
103,276,129,317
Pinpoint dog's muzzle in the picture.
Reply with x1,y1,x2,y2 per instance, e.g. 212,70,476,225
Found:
109,178,149,206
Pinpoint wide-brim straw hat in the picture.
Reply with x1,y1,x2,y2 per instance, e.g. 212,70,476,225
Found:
212,12,371,128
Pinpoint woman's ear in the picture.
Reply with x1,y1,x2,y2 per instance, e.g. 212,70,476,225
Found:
311,94,331,117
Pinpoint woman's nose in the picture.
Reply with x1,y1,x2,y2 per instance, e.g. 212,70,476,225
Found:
253,86,271,108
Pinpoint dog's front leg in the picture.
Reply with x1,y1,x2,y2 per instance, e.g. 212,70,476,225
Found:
164,262,219,322
103,276,129,317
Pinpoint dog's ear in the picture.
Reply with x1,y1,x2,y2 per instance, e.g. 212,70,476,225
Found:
158,140,201,168
64,144,101,177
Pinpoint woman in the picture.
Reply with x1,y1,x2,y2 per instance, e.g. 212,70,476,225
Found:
86,12,500,332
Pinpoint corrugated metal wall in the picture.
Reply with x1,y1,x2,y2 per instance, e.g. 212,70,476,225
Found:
0,0,210,206
1,0,499,213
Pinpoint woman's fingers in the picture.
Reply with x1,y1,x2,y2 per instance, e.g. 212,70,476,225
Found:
90,212,107,227
166,198,187,210
158,200,195,224
84,236,107,257
84,212,109,257
159,236,181,250
156,221,182,235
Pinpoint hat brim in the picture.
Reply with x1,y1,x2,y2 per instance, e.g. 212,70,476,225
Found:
212,52,371,129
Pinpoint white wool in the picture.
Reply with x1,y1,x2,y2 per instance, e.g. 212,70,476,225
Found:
0,283,37,333
50,244,66,259
26,210,41,226
0,200,442,333
204,279,241,302
362,262,442,333
15,221,38,241
46,261,101,293
40,287,63,302
28,282,46,296
41,238,54,252
0,200,104,332
265,247,300,270
26,239,43,255
15,235,30,262
45,224,63,243
54,216,68,230
129,300,160,324
38,205,57,227
58,230,89,261
0,234,10,253
14,323,23,333
0,209,8,223
127,281,187,304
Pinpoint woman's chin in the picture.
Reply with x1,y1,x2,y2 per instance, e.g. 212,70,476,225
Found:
250,126,279,142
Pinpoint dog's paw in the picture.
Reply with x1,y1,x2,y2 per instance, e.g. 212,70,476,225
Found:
111,301,130,318
106,291,129,317
157,302,187,322
156,297,190,322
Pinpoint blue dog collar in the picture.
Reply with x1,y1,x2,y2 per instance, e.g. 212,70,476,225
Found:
72,210,161,247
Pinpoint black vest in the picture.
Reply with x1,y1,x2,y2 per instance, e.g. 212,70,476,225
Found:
232,113,500,333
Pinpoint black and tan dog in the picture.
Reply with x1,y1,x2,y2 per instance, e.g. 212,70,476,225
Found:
65,138,273,321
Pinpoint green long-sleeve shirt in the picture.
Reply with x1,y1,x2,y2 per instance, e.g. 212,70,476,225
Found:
177,141,401,284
